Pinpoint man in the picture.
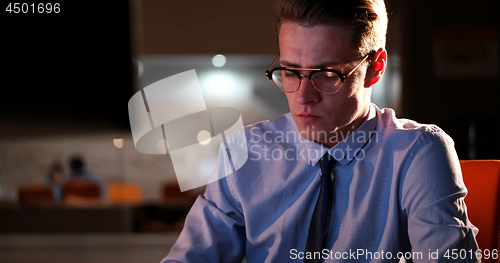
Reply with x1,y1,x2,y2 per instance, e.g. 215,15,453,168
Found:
66,155,107,199
163,0,479,262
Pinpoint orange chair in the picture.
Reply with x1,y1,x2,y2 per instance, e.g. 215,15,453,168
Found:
18,184,54,205
63,179,101,199
460,160,500,262
107,182,142,204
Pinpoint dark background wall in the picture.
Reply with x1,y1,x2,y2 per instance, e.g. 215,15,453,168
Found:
1,2,134,131
134,0,277,55
400,0,500,159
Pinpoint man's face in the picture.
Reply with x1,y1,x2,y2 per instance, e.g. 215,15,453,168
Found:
278,21,372,147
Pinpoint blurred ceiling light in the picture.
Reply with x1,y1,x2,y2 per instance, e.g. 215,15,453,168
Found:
212,54,226,67
113,139,124,149
197,130,212,145
199,71,253,101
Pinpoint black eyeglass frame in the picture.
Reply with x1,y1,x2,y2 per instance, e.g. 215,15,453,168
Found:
265,52,372,94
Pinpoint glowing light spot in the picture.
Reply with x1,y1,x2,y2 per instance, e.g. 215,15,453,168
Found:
197,130,212,145
113,139,124,149
156,139,169,153
212,54,226,67
199,71,253,101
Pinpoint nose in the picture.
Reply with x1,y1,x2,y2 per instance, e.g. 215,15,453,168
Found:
296,76,321,105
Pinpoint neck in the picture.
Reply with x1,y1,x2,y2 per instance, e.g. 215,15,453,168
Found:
319,105,370,148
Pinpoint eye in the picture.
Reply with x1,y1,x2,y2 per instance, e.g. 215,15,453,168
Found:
317,71,338,81
283,70,296,78
312,71,342,87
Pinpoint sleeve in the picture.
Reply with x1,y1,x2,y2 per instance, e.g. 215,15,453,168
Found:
161,146,246,263
401,128,480,262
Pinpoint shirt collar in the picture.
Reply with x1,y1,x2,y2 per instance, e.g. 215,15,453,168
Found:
296,104,378,167
330,104,378,166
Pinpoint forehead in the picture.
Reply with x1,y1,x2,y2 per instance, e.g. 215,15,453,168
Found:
278,21,358,67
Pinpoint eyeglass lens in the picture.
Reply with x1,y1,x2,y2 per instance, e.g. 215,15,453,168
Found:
271,70,343,93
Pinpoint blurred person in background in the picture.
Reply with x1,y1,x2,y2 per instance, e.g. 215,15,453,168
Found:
66,155,107,200
45,162,66,201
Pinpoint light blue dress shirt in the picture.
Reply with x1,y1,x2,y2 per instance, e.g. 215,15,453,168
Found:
163,105,479,262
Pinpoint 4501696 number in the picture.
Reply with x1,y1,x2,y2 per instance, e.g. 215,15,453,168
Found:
444,249,498,260
5,3,60,14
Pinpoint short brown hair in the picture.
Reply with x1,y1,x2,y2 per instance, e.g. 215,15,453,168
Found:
273,0,388,55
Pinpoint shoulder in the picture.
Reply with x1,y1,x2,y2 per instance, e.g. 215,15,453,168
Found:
375,107,462,190
78,171,105,185
375,107,454,151
214,113,296,179
221,113,296,158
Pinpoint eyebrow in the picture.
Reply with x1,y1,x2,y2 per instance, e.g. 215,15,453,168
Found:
279,59,343,69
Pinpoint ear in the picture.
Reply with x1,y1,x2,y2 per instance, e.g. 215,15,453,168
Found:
365,48,387,88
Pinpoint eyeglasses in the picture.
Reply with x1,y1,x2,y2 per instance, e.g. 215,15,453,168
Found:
265,52,371,94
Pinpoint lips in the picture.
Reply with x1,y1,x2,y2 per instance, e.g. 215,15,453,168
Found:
296,112,322,123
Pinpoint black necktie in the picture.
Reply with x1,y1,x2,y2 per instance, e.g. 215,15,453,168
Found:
304,154,334,263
